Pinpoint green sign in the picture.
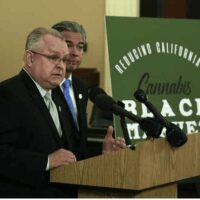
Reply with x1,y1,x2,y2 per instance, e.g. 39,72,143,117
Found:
106,16,200,143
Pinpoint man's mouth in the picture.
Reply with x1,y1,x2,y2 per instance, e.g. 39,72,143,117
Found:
52,73,62,77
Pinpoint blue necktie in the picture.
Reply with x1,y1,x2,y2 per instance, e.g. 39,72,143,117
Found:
63,79,78,129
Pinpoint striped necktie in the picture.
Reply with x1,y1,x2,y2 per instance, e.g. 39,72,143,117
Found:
44,91,62,137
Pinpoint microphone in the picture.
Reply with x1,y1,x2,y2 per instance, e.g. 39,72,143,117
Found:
134,89,168,127
88,87,163,138
134,89,187,147
89,87,141,123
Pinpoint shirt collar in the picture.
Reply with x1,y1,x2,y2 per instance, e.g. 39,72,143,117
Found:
23,68,50,98
60,74,72,86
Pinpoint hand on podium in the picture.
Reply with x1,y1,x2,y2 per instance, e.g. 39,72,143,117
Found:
102,126,126,154
49,148,77,170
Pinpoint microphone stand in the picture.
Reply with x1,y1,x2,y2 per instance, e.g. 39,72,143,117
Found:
117,101,135,150
134,89,187,147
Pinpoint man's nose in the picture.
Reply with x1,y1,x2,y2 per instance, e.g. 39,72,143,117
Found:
56,58,66,68
70,46,80,56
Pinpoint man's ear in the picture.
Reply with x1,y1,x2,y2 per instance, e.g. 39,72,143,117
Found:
24,50,33,67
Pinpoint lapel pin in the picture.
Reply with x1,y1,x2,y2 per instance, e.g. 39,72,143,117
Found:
79,94,83,99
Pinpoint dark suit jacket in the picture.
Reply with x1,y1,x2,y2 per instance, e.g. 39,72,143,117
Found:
0,70,88,198
52,75,89,160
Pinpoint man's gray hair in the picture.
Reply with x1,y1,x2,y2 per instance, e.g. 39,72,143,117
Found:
25,27,63,50
52,21,87,51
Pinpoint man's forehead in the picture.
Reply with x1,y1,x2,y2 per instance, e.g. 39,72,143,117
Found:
39,35,68,54
41,34,64,44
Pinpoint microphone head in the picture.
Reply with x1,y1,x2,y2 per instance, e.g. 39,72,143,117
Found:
94,93,116,111
166,123,188,147
134,89,147,103
140,117,163,138
88,87,106,102
88,87,116,111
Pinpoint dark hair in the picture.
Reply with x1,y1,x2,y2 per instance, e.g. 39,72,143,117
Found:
52,21,87,52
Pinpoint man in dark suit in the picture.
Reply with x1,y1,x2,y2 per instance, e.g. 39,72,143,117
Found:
51,21,91,160
0,27,126,198
52,21,123,156
0,27,78,197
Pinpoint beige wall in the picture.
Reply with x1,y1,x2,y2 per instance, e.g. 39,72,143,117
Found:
0,0,105,85
0,0,139,123
0,0,139,89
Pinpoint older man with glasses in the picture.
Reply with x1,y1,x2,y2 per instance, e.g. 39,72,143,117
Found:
0,27,126,198
0,27,77,198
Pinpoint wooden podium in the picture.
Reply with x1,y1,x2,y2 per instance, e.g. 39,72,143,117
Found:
50,133,200,198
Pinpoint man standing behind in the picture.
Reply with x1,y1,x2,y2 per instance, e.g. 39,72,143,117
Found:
52,21,124,157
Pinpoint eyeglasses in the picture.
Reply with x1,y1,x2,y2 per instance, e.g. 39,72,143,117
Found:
30,50,68,64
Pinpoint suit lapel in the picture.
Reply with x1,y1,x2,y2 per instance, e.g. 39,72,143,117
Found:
72,77,85,128
71,77,88,160
52,87,75,150
19,70,63,146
